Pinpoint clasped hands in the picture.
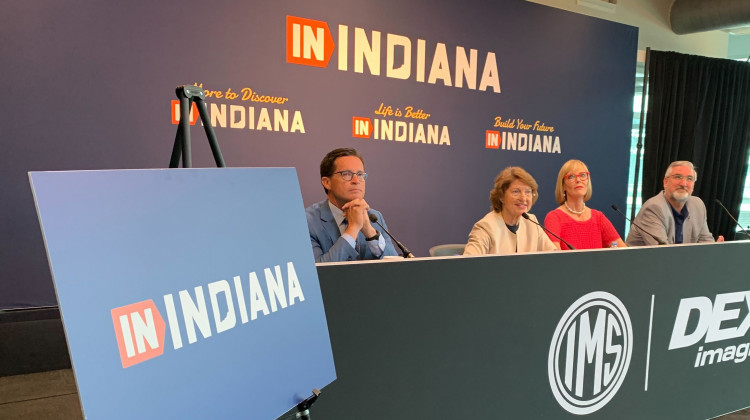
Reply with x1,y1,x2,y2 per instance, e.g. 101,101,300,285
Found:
342,198,377,238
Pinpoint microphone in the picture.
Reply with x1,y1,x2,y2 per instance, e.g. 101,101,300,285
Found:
521,212,576,250
368,213,415,258
714,199,750,240
611,204,665,245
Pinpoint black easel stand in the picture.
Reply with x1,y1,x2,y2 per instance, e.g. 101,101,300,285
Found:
169,85,226,168
295,388,321,420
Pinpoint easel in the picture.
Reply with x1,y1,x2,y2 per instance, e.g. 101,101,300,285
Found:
295,388,321,419
169,85,226,168
168,86,323,420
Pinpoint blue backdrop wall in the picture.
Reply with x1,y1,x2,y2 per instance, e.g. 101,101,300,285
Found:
1,0,637,308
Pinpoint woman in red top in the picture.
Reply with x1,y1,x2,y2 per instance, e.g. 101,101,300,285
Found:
544,159,627,250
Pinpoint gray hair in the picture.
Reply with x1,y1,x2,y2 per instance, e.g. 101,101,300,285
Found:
664,161,697,180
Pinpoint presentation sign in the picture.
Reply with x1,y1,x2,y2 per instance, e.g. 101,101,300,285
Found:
29,168,335,419
3,0,638,308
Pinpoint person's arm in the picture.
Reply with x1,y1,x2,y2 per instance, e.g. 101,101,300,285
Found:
463,222,491,255
598,211,627,247
696,200,717,243
342,198,368,238
307,204,359,263
311,232,358,263
344,200,396,258
697,221,718,242
532,214,558,252
539,230,559,251
369,211,398,257
630,203,669,246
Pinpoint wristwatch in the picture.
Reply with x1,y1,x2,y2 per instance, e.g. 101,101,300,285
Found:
365,231,380,241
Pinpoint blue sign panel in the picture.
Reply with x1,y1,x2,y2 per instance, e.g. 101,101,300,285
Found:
29,168,335,419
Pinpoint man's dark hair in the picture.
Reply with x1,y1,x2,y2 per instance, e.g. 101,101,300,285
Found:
319,148,364,194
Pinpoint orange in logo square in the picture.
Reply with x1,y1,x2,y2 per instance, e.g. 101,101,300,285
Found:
170,100,199,125
352,117,372,138
286,16,335,68
486,130,500,149
111,300,166,368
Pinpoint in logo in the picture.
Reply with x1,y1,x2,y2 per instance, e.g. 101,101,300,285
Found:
352,117,373,138
111,300,166,368
170,100,199,125
286,15,335,68
548,291,633,415
485,130,500,149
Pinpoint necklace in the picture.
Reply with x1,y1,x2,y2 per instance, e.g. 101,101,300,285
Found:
564,201,586,215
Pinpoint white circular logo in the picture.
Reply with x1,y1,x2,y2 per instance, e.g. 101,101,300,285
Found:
548,291,633,415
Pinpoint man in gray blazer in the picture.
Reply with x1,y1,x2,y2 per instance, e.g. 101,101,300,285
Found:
305,148,398,262
626,161,724,246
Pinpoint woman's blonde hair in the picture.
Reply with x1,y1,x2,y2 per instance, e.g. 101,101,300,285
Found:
554,159,592,205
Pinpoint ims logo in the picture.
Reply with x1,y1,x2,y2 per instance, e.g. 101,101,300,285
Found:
548,292,633,415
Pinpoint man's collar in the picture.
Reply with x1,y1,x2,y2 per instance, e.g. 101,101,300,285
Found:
669,200,689,219
328,200,346,226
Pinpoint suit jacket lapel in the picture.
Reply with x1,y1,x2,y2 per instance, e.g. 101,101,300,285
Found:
318,200,343,247
660,192,677,243
683,203,694,242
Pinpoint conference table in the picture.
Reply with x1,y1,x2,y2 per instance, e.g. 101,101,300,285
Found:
286,241,750,419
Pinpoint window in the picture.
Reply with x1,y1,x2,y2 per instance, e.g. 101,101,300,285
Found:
737,155,750,234
625,61,645,236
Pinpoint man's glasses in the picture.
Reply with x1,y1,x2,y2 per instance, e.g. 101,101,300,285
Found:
668,174,695,182
332,170,368,181
565,172,589,182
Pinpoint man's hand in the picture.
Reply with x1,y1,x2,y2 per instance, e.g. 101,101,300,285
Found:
717,235,725,242
342,199,376,238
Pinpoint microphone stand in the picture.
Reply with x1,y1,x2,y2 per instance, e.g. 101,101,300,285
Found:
611,204,665,245
521,213,576,250
714,199,750,240
368,214,415,258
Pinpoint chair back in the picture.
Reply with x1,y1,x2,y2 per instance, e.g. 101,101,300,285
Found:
428,244,466,257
